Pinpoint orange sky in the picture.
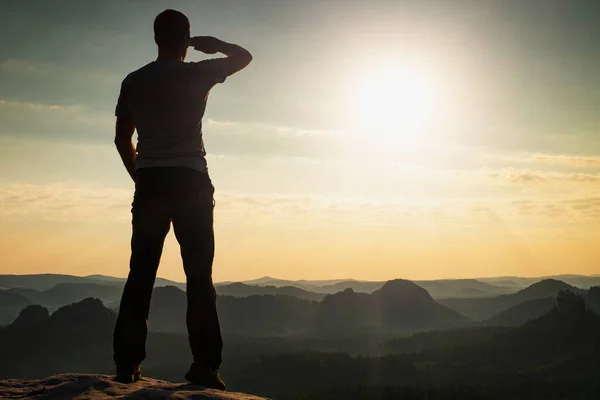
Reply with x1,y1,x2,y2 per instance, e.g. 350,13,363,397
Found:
2,1,600,281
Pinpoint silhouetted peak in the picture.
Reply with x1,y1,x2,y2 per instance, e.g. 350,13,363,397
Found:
50,297,115,326
11,304,49,327
323,287,356,299
520,279,577,296
151,286,186,311
227,282,251,289
155,285,185,296
321,288,360,308
373,279,432,300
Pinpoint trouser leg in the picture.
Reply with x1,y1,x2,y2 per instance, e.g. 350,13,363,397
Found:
113,181,171,365
172,172,222,370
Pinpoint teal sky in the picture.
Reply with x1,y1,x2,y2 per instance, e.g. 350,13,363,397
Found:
2,0,600,281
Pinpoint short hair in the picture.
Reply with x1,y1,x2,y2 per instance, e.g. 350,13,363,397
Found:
154,9,190,48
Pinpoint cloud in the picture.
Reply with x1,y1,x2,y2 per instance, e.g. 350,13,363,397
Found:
207,118,346,137
4,180,595,230
0,98,68,111
489,169,600,184
0,58,122,114
0,97,113,142
508,196,600,221
0,59,120,87
532,154,600,167
0,183,130,222
0,182,465,228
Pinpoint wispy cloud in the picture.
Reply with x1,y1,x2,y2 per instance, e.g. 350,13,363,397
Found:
207,118,346,138
4,181,599,232
0,97,112,141
488,169,600,184
509,196,600,221
0,183,130,221
531,154,600,167
0,98,68,111
0,58,120,86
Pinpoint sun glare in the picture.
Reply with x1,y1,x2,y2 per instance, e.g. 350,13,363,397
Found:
356,67,440,143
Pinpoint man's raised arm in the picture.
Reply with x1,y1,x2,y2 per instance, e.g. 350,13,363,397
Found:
190,36,253,78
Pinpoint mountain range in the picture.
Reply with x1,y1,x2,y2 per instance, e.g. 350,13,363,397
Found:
438,279,585,320
3,274,600,330
2,290,599,400
3,272,599,300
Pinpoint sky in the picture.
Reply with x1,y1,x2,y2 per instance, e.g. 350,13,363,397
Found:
1,0,600,282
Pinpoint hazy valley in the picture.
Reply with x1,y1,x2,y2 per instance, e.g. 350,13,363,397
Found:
2,273,600,399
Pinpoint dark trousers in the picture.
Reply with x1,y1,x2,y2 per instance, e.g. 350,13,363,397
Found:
113,167,223,370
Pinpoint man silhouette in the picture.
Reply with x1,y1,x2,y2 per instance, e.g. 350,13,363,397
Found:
112,9,252,389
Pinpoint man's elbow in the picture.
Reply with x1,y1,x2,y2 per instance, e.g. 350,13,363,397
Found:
237,50,252,68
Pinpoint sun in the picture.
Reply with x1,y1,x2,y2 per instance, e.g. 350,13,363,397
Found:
356,67,439,141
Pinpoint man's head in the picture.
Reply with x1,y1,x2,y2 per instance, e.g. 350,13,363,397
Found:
154,9,190,59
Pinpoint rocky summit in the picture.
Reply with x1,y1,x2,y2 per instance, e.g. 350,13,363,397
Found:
0,373,269,400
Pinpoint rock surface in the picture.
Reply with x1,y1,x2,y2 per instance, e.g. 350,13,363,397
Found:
0,373,269,400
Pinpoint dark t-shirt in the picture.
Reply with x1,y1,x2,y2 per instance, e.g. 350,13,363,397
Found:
115,59,228,172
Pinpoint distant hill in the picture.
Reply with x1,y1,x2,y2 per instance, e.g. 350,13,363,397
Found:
546,275,600,289
0,273,184,292
475,291,600,365
312,280,385,294
414,279,514,298
32,282,123,308
234,277,515,298
478,274,600,290
439,279,583,320
83,274,124,282
146,280,466,335
216,282,325,301
6,287,40,299
238,276,355,289
148,286,318,335
486,298,556,327
0,283,123,313
0,289,31,307
318,279,466,332
0,298,115,379
0,290,32,327
0,274,93,291
515,279,584,300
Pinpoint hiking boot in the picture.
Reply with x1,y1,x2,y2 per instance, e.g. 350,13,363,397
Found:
114,364,142,383
185,362,226,390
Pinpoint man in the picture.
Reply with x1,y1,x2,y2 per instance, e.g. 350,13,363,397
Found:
112,9,252,390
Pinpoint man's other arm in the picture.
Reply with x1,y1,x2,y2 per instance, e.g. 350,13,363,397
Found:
190,36,253,78
114,116,137,183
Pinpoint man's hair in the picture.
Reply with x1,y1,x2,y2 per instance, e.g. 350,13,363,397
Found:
154,9,190,49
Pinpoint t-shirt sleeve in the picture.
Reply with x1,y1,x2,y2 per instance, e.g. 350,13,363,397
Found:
193,58,230,85
115,76,132,118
